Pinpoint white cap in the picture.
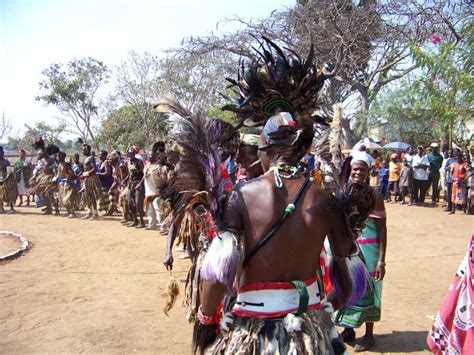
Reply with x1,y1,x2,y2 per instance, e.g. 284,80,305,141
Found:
350,151,374,167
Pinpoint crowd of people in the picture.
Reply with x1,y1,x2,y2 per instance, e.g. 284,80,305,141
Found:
1,37,472,355
333,143,473,214
0,142,174,234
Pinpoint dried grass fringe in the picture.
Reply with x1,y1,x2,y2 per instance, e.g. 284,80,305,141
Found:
206,309,342,355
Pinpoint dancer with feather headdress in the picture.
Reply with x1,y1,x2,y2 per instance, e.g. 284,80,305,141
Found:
190,37,376,355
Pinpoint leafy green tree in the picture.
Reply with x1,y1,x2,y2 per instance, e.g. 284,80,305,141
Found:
97,104,170,150
368,86,438,147
36,57,109,144
5,122,67,153
411,21,473,148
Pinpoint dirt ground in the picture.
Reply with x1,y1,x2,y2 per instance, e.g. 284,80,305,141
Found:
0,202,472,354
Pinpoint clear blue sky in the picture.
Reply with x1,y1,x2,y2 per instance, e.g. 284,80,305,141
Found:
0,0,295,141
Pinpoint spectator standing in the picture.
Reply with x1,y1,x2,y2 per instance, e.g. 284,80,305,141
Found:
405,146,415,166
379,160,389,201
399,157,414,205
387,153,401,203
413,146,430,205
312,161,323,187
444,149,456,212
449,152,467,214
464,154,473,214
370,150,381,188
427,143,443,204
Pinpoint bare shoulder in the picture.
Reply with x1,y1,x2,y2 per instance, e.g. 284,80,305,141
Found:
371,187,385,211
237,174,269,195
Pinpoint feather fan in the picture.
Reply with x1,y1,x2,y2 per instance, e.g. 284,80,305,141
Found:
154,98,238,225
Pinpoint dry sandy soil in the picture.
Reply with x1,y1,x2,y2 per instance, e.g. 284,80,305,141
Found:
0,202,472,354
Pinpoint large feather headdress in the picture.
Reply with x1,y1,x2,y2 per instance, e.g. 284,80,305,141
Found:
222,36,332,128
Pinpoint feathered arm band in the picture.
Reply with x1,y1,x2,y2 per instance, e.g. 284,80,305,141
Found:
329,244,370,307
201,230,241,293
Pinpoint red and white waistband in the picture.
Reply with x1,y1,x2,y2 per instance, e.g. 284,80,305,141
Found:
232,276,321,318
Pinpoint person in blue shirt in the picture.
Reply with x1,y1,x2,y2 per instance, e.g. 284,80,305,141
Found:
379,159,389,200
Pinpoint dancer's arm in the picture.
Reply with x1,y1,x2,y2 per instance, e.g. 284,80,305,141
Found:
199,188,243,316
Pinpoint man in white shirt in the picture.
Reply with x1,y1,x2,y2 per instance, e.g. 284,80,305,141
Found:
412,146,430,205
404,146,415,167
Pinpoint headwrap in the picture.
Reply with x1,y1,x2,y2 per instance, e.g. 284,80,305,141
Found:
350,151,373,168
259,112,297,149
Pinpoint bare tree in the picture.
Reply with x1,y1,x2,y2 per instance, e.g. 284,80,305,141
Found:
0,112,12,141
165,0,471,145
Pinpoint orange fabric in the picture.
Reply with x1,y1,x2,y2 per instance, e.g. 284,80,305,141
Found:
388,162,401,182
312,169,322,185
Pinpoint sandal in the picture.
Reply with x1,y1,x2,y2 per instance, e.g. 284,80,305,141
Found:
353,337,375,352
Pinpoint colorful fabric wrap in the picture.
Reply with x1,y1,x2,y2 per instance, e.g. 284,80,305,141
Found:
427,234,474,354
334,217,382,327
260,112,296,147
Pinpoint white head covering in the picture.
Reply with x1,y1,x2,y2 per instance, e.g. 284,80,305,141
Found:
350,150,374,167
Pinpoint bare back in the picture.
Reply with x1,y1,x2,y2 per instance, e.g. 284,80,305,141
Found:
224,173,351,286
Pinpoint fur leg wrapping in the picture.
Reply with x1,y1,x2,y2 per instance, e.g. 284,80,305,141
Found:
201,231,240,292
330,249,370,307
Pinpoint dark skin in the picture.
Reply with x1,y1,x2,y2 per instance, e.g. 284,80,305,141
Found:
342,161,387,350
200,152,355,316
236,143,264,180
97,151,111,177
0,148,14,212
82,146,98,212
127,150,145,226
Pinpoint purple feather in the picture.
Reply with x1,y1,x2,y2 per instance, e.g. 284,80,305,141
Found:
330,255,370,307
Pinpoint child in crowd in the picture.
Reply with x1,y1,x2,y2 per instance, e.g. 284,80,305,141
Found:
399,158,414,206
388,153,401,203
379,160,389,200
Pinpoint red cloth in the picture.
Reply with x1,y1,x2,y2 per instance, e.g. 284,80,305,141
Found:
427,234,474,354
320,245,333,295
219,162,233,193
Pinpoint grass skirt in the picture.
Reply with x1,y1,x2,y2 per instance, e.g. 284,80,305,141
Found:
82,175,102,207
207,308,343,354
62,182,80,211
29,174,56,196
1,175,18,203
